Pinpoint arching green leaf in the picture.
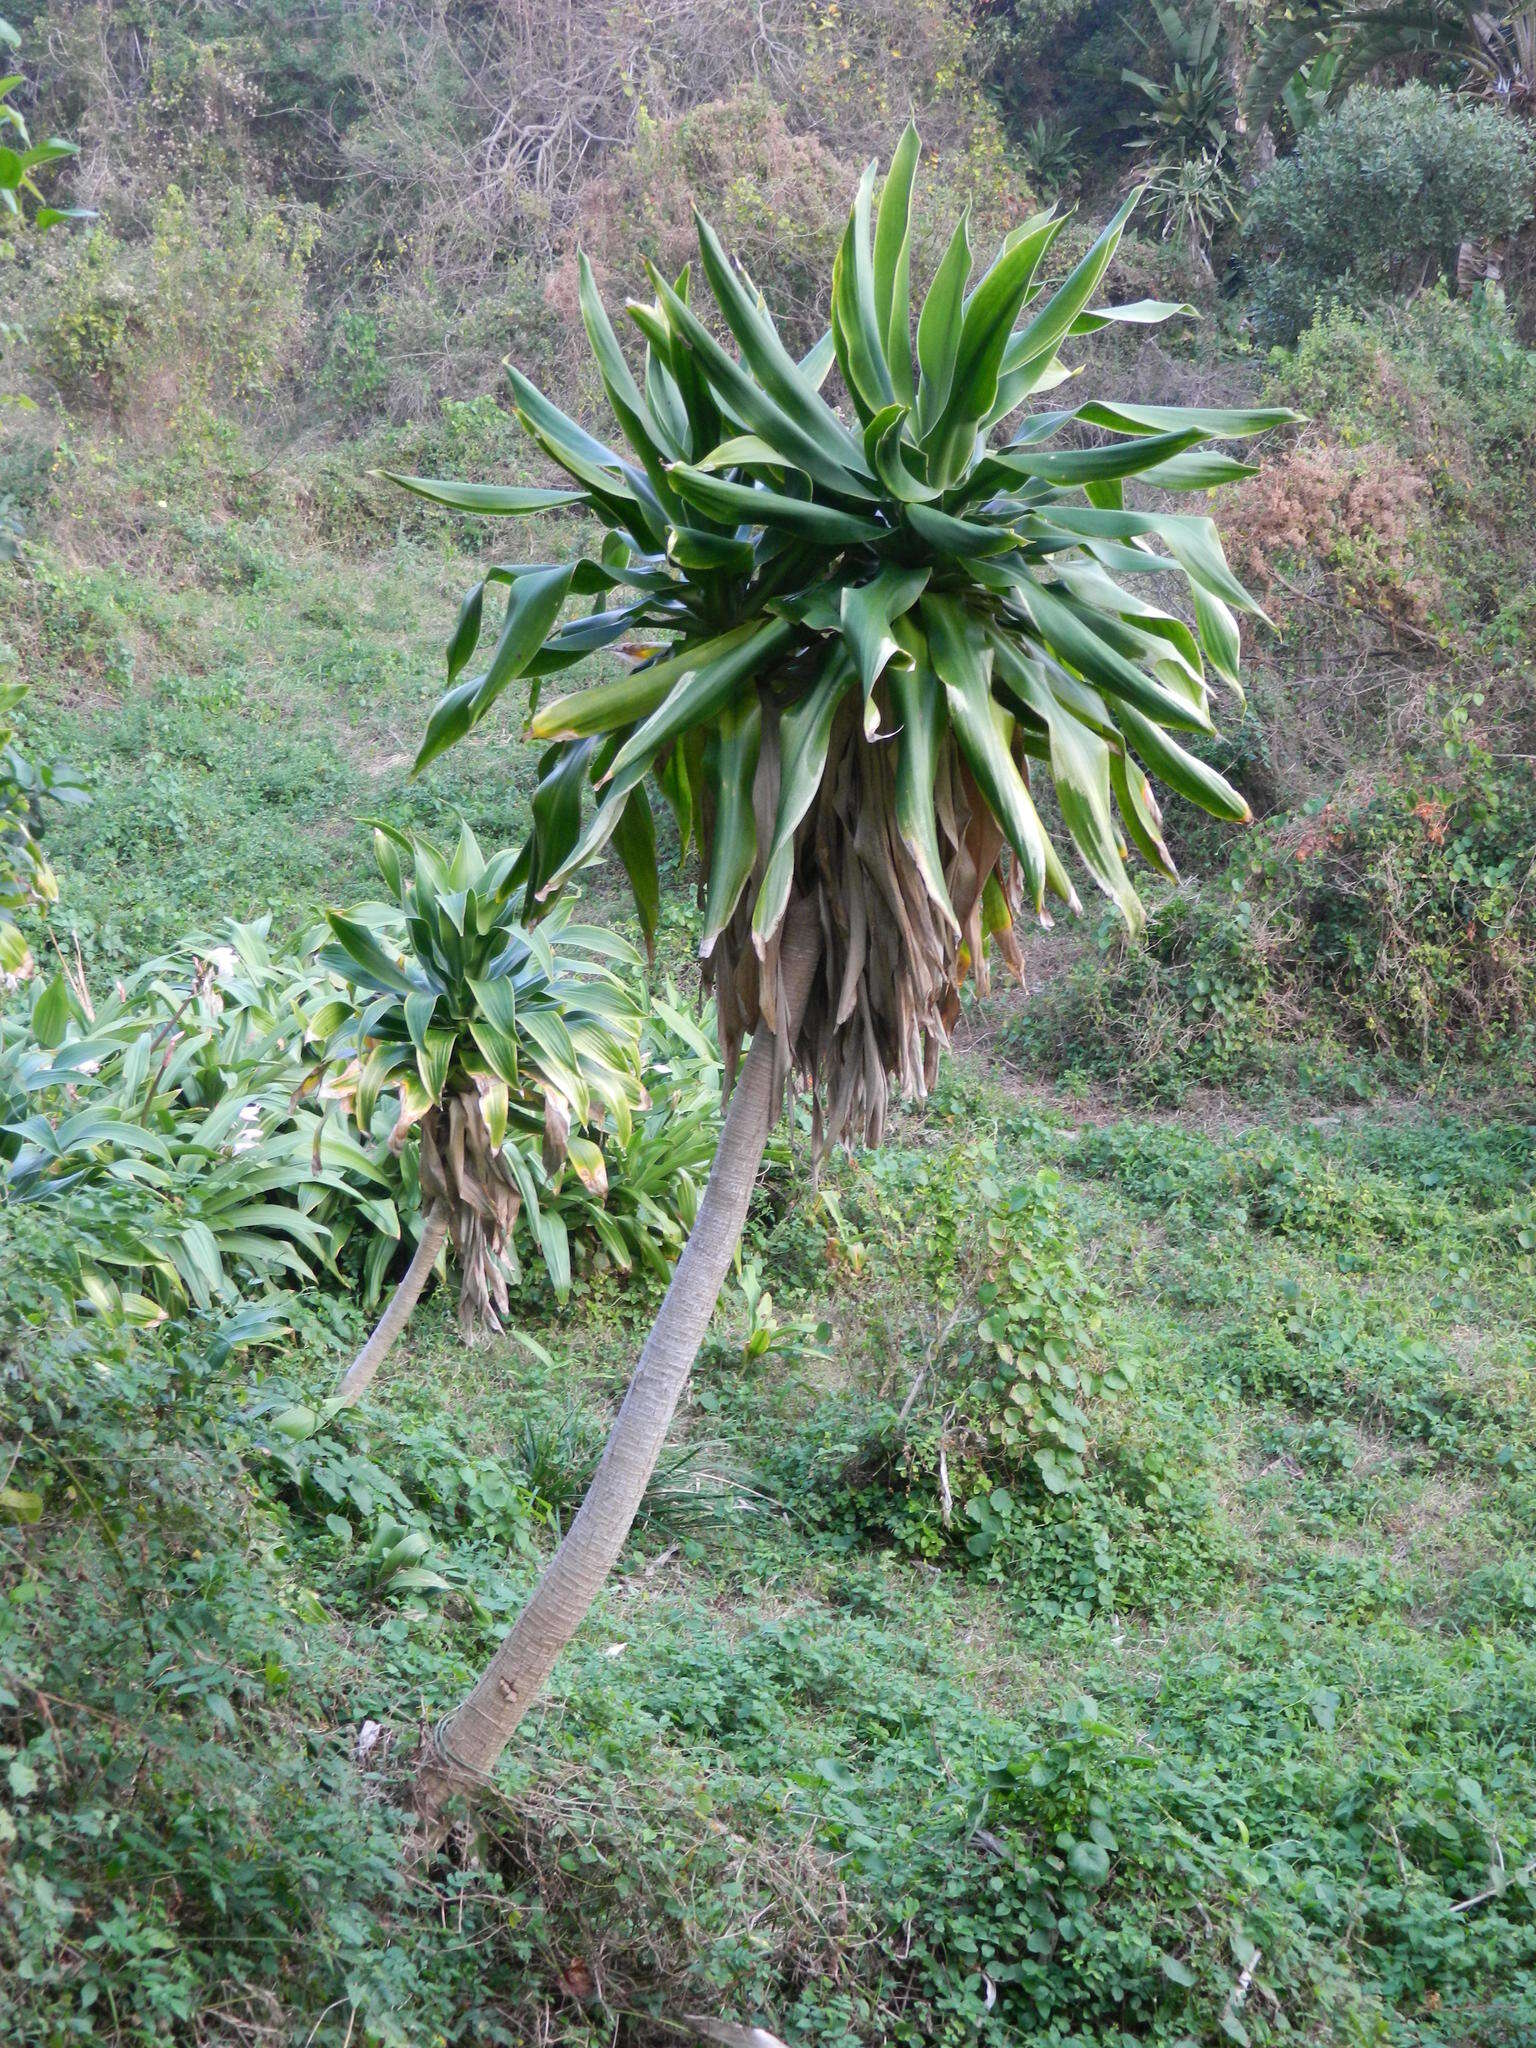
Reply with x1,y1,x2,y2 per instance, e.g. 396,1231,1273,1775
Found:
693,208,865,471
889,619,958,933
1119,704,1251,822
379,474,587,515
753,646,857,947
922,594,1047,913
873,120,921,405
415,564,575,771
669,465,884,545
612,783,659,954
915,209,972,435
700,695,763,955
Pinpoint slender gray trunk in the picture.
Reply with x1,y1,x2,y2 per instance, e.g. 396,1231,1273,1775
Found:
410,897,822,1842
334,1207,449,1407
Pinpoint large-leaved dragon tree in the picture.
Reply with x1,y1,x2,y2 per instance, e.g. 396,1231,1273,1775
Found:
390,126,1294,1832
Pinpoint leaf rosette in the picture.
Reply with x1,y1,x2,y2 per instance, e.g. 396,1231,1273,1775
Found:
396,125,1293,1146
311,821,645,1332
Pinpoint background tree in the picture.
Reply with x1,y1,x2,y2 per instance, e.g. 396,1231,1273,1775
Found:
1243,82,1535,341
403,132,1290,1827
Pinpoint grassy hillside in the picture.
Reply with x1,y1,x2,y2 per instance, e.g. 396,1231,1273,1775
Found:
2,2,1534,2043
8,1033,1535,2041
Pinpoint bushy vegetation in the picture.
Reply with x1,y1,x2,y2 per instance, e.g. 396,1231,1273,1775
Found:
1006,274,1536,1107
37,185,315,416
1244,85,1535,344
1011,756,1536,1100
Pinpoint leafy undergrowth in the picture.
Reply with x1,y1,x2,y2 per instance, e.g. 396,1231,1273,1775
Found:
5,1068,1534,2045
1004,760,1536,1108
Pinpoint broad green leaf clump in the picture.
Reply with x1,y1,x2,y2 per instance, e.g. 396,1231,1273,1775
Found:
310,821,646,1331
1,919,380,1318
398,125,1291,1146
1,897,715,1333
0,680,88,983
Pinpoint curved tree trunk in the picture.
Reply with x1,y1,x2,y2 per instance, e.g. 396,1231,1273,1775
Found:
334,1206,449,1408
410,896,822,1844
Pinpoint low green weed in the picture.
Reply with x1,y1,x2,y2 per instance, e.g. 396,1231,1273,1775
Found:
758,1144,1229,1619
1075,1117,1531,1265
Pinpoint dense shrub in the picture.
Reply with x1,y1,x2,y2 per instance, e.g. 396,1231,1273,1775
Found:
1234,290,1536,748
1244,86,1535,344
1279,288,1536,500
1008,764,1536,1099
36,184,316,417
1220,438,1438,636
1014,884,1279,1100
976,0,1150,161
760,1135,1230,1620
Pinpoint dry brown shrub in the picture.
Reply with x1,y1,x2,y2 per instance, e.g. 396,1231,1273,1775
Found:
1223,440,1438,637
338,0,1011,288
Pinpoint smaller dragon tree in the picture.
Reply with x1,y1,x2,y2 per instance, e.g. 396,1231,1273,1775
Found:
385,126,1297,1834
308,822,646,1404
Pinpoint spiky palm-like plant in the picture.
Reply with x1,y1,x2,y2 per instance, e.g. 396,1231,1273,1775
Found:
1250,3,1536,123
312,822,646,1403
393,130,1293,1829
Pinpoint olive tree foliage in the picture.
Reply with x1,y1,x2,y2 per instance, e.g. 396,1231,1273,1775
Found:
1244,83,1535,341
389,127,1291,1828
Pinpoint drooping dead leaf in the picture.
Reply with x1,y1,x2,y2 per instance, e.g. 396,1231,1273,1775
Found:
558,1957,597,2003
418,1087,524,1339
542,1087,572,1172
706,700,1034,1151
